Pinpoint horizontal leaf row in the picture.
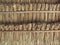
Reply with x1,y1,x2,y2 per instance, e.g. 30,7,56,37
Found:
0,13,60,24
0,23,60,30
0,0,59,3
0,4,60,11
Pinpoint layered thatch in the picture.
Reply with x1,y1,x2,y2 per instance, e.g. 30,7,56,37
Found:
0,31,60,45
0,23,60,31
0,0,60,3
0,3,60,11
0,0,60,45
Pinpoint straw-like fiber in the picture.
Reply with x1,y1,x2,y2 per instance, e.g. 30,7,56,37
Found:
0,4,60,11
0,31,60,45
0,0,60,3
0,23,60,31
0,13,60,24
0,0,60,45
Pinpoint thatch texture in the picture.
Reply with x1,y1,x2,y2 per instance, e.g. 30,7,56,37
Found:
0,4,60,11
0,0,60,3
0,3,60,24
0,0,60,45
0,23,60,31
0,31,60,45
0,13,60,24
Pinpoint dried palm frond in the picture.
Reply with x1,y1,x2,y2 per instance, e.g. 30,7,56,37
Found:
0,12,60,24
0,3,60,11
0,23,60,31
0,0,60,3
0,31,60,45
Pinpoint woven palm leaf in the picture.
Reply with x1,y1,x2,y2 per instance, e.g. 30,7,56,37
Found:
0,0,60,45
